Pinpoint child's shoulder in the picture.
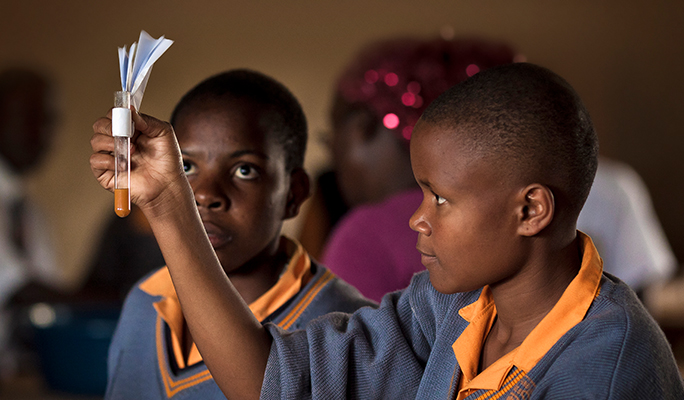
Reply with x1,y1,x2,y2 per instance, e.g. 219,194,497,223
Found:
558,273,669,356
108,267,166,354
534,273,683,396
584,273,670,348
302,263,380,314
119,266,169,311
556,273,674,375
587,273,658,328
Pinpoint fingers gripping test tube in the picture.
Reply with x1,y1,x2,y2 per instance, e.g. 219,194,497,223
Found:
112,91,132,218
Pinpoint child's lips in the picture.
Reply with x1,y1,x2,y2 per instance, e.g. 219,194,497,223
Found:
203,221,233,249
416,247,437,266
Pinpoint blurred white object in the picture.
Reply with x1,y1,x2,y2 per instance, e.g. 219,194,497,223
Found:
578,157,677,291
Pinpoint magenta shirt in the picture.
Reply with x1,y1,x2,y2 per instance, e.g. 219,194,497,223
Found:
322,188,424,302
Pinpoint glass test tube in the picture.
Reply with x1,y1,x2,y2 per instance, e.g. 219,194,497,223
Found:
112,91,132,218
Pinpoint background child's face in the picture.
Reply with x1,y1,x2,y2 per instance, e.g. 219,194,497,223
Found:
330,106,410,207
409,122,527,294
330,111,370,207
174,98,291,274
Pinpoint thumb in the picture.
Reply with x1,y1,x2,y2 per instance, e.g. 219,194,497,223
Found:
132,108,172,138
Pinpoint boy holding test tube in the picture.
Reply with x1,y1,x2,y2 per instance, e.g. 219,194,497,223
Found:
91,63,684,399
93,70,375,399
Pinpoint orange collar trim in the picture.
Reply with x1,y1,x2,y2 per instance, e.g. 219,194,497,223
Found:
453,232,603,396
139,235,312,369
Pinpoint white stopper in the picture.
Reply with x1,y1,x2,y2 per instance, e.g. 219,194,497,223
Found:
112,107,133,137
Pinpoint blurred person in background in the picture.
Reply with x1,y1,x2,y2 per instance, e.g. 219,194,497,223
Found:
299,36,518,302
579,157,678,295
0,67,64,379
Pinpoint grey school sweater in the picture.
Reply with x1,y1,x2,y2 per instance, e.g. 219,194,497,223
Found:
105,262,376,400
262,271,684,399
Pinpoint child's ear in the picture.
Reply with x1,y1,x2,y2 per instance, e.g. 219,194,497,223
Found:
284,168,311,220
516,183,554,236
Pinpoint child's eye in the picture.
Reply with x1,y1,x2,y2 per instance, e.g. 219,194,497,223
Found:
183,160,196,175
234,164,259,180
435,193,446,205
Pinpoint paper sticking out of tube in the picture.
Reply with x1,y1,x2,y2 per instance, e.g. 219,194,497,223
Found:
118,30,174,110
111,31,173,217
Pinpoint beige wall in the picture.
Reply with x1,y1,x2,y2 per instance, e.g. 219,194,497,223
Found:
1,1,683,285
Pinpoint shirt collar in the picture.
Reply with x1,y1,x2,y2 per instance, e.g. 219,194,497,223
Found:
453,231,603,395
138,235,313,368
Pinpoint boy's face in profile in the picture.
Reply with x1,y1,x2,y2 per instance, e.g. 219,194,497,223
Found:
174,98,291,274
409,121,526,294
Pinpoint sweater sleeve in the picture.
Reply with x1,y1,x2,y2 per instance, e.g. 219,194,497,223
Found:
260,273,440,400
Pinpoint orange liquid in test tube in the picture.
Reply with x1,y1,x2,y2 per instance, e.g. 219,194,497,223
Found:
115,188,131,217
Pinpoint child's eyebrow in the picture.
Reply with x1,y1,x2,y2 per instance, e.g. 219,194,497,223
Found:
417,179,432,189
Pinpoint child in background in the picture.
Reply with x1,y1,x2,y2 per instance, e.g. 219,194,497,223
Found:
0,67,64,379
97,70,376,399
90,63,684,399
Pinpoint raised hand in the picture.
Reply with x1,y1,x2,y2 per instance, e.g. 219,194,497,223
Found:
90,110,189,217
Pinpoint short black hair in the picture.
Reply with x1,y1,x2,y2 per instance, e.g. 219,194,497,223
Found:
421,63,598,218
171,69,307,171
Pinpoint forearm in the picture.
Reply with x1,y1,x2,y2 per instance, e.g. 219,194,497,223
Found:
144,178,271,399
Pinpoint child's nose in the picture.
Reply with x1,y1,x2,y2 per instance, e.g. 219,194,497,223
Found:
193,179,229,211
409,203,431,236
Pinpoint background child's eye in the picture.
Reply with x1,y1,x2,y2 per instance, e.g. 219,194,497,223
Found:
183,160,196,175
435,194,446,205
234,164,259,180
